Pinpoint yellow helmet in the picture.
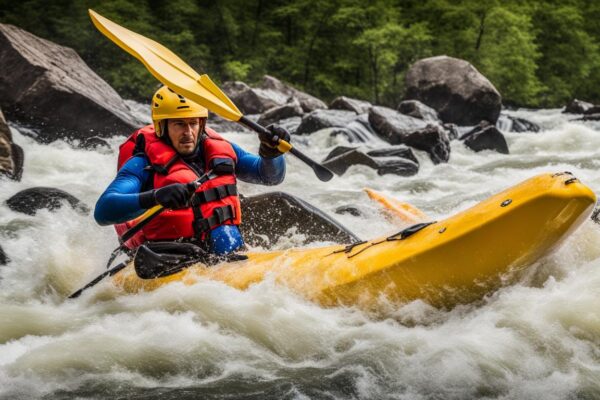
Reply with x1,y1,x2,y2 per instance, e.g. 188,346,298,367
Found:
151,86,208,136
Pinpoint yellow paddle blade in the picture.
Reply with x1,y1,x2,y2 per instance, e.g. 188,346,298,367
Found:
89,9,243,121
364,188,428,225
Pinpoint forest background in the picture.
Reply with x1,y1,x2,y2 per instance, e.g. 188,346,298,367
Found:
1,0,599,108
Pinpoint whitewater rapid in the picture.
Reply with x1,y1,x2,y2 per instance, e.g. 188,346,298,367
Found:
0,108,599,399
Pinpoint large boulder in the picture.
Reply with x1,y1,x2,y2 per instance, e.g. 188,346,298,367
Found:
397,100,440,123
0,24,144,142
6,187,90,215
276,116,302,135
329,96,372,114
259,75,327,112
322,146,419,176
460,122,509,154
317,114,379,143
221,81,289,115
296,109,358,135
240,192,359,246
0,108,23,180
368,106,428,144
257,99,304,126
404,56,502,126
563,99,594,114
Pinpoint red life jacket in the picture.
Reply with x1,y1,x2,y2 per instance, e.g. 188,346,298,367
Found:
114,124,242,249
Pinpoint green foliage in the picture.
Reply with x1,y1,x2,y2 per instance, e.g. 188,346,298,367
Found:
0,0,598,107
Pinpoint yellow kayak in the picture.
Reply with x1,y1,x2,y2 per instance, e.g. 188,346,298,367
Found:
113,172,596,309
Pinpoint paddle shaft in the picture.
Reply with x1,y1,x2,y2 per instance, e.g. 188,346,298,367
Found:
238,116,334,182
68,262,127,298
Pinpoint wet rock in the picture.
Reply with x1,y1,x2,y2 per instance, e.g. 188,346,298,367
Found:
443,123,459,140
398,100,440,123
0,108,23,180
277,116,302,135
259,75,327,112
207,114,247,133
579,114,600,121
592,206,600,224
404,56,502,125
6,187,90,215
240,192,359,246
335,205,362,217
329,96,372,114
563,99,594,114
460,122,509,154
0,24,144,142
496,113,540,133
79,136,110,150
584,106,600,115
322,146,419,176
257,100,304,126
222,81,289,115
366,146,418,164
296,109,358,135
0,245,7,265
403,125,451,164
368,106,427,144
319,115,378,143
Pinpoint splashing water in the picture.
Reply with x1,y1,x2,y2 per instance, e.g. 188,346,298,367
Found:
0,108,599,399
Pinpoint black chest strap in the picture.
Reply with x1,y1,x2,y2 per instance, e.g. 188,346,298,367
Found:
191,184,238,206
192,205,236,235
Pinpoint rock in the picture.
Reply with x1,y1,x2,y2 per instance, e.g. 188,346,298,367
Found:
329,96,372,114
368,106,427,144
366,145,418,164
257,100,304,126
222,80,289,114
584,105,600,115
397,100,440,123
79,136,110,150
0,245,7,265
259,75,327,112
563,99,594,114
0,107,23,180
277,116,302,135
592,206,600,224
334,205,362,217
443,123,459,140
6,187,90,215
460,122,509,154
240,192,359,246
403,125,451,164
0,24,144,142
579,114,600,121
320,115,379,143
296,109,358,135
404,56,502,125
496,113,539,133
207,114,247,133
322,146,419,176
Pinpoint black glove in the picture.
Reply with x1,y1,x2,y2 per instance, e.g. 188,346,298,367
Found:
153,183,191,209
259,124,291,159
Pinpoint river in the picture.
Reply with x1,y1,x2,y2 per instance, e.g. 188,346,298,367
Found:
0,107,599,399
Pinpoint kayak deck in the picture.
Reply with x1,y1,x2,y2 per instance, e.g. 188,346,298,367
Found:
113,172,596,309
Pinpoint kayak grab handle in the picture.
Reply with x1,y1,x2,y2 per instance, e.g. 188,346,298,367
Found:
386,221,437,241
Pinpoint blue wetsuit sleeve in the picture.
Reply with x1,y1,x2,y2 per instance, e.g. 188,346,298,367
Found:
94,156,152,225
231,142,286,185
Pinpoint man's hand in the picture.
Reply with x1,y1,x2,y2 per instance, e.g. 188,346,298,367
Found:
259,124,291,159
154,183,191,209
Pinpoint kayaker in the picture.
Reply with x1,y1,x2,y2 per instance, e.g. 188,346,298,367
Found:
94,86,289,255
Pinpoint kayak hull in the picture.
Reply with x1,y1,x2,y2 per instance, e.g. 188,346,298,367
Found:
113,173,596,309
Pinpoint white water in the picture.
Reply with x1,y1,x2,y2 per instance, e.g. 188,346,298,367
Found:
1,108,599,399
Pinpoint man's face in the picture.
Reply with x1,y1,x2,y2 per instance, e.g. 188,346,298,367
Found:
167,118,204,155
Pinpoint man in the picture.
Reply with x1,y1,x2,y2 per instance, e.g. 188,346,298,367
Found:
94,86,289,255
